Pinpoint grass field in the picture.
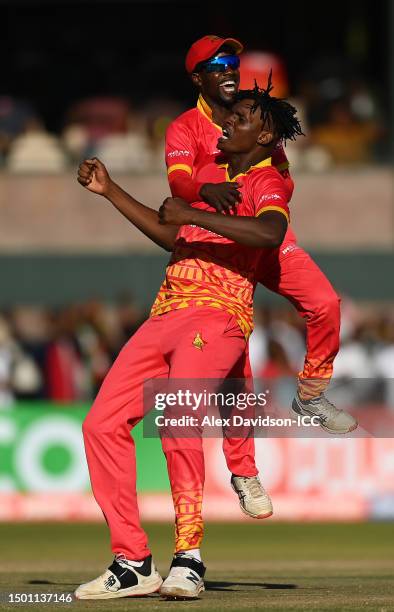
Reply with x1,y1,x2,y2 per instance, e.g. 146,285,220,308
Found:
0,522,393,611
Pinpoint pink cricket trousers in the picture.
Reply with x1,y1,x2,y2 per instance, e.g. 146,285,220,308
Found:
258,241,341,398
82,306,256,560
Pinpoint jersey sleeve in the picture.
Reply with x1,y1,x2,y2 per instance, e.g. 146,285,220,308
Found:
165,118,203,202
251,170,290,223
165,119,197,176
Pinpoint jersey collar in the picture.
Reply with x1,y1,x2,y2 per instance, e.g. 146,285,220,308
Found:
197,95,222,131
218,157,272,182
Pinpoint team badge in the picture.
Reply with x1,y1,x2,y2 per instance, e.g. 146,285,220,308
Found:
192,332,206,350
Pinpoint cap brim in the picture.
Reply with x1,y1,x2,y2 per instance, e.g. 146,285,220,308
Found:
218,37,244,55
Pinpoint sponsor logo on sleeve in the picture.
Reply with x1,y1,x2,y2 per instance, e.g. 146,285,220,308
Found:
168,150,191,158
282,244,299,255
259,193,282,203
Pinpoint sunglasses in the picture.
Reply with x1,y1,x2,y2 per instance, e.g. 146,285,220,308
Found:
202,54,240,73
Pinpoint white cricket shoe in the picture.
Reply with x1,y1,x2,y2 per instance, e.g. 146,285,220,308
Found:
160,553,206,600
74,554,162,599
291,392,358,434
231,475,273,519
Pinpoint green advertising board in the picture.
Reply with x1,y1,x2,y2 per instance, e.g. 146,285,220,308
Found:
0,404,170,493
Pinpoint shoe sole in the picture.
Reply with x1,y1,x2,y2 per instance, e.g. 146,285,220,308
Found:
75,577,163,600
160,584,205,600
290,403,358,435
231,482,273,520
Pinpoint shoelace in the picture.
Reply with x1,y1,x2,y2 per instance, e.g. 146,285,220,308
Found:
240,477,266,499
309,394,341,421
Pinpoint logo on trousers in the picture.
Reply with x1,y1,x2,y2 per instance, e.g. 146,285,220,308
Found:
192,332,206,350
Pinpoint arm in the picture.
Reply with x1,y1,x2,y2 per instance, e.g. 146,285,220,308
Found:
188,207,287,248
166,119,240,211
158,197,288,248
168,168,203,203
103,182,179,251
166,120,201,202
159,170,290,248
77,158,178,252
170,171,241,212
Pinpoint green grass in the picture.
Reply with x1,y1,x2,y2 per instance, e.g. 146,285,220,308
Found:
0,522,393,611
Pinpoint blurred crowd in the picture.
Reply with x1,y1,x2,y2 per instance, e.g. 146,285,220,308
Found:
0,53,387,174
0,295,393,408
0,95,178,174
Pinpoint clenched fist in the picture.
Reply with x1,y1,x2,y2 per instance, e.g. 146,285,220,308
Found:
158,197,193,226
77,158,112,196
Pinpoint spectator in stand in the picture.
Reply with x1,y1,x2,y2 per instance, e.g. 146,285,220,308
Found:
260,338,296,380
0,97,41,160
0,300,393,407
115,292,145,351
10,307,49,400
259,337,297,405
63,97,131,165
65,97,130,142
311,98,381,165
75,301,116,397
45,306,84,402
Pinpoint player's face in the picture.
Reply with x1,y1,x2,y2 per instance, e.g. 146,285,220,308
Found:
217,99,274,153
192,52,240,104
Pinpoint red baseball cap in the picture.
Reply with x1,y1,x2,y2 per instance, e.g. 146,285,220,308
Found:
185,35,243,74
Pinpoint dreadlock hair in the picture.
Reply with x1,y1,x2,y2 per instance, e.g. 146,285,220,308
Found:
235,71,304,143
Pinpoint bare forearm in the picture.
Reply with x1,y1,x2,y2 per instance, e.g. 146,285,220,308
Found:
105,181,177,251
189,208,287,248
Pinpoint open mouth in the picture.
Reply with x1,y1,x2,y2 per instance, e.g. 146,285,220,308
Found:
219,80,237,95
218,126,232,147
